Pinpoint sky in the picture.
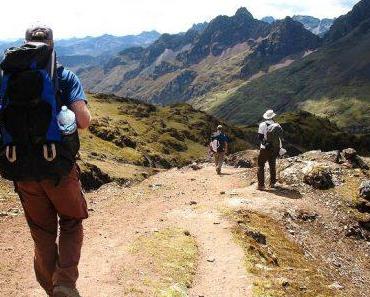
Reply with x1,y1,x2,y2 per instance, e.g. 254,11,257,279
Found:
0,0,359,40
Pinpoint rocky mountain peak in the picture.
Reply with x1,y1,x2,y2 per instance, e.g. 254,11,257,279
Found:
241,17,322,78
261,16,275,24
235,7,254,19
325,0,370,42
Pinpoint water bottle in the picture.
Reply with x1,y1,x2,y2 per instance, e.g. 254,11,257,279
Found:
57,106,77,135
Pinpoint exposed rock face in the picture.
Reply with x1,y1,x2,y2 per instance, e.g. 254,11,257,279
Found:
190,22,209,33
292,16,333,36
151,70,197,104
325,0,370,43
180,8,270,65
303,165,334,190
138,30,199,71
241,17,322,78
261,16,334,36
261,16,275,24
150,62,181,79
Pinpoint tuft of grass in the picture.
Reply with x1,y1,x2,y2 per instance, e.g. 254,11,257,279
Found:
229,210,337,297
129,228,199,296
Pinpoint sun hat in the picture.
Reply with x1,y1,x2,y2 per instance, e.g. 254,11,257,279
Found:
217,125,223,130
263,109,276,120
25,25,53,42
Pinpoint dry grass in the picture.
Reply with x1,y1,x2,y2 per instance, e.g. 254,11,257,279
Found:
127,228,199,296
229,210,337,297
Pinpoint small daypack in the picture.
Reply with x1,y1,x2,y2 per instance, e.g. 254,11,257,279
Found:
0,42,79,182
210,132,226,153
264,122,283,151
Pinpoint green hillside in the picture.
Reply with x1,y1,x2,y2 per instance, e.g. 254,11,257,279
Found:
212,16,370,132
80,93,252,169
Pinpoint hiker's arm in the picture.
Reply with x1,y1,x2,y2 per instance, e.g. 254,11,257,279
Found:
71,101,91,129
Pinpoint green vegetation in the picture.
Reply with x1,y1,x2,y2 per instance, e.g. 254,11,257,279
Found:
213,24,370,131
238,111,370,155
335,172,370,231
229,210,337,297
128,228,198,296
84,93,252,170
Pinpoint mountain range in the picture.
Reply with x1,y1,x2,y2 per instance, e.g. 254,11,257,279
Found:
79,8,321,104
212,0,370,133
262,15,334,36
77,0,369,134
0,31,161,67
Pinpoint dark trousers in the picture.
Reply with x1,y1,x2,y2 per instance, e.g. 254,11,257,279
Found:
257,148,279,187
15,165,88,295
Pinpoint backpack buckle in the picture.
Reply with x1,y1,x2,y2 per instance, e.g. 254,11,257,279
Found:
43,143,56,162
5,145,17,163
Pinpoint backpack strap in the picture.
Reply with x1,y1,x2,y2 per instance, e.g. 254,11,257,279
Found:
48,50,62,109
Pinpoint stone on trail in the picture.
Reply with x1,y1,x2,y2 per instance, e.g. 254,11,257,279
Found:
303,165,334,190
328,282,344,290
359,180,370,201
190,162,202,170
343,148,369,170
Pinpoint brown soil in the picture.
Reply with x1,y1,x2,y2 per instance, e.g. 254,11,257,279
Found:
0,164,369,296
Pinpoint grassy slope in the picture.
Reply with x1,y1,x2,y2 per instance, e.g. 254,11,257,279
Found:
83,93,252,170
211,20,370,131
240,111,370,156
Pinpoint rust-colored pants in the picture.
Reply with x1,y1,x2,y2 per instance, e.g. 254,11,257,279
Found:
15,165,88,295
257,148,279,187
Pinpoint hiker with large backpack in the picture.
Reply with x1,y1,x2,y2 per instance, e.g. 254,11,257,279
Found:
257,110,283,190
0,26,91,297
209,125,230,175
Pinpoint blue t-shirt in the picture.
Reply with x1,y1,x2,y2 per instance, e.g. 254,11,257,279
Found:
212,132,230,143
57,66,86,106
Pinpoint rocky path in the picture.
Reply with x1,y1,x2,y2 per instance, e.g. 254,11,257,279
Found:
2,162,369,296
0,165,256,297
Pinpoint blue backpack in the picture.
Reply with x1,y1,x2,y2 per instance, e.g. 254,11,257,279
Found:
0,42,79,182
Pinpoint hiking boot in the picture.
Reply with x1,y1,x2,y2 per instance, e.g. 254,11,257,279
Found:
216,168,221,175
53,286,81,297
270,183,276,188
257,186,265,191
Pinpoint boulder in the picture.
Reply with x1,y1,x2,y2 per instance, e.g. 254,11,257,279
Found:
359,180,370,201
227,150,259,168
235,159,252,168
342,148,369,170
303,166,334,190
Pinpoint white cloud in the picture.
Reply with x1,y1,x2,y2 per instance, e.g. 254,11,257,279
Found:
0,0,358,39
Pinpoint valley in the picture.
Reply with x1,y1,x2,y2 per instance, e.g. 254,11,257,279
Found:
0,1,369,297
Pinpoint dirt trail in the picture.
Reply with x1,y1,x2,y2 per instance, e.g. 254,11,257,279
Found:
0,165,258,297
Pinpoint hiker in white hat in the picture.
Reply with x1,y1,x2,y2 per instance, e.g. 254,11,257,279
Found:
209,124,230,175
257,109,284,190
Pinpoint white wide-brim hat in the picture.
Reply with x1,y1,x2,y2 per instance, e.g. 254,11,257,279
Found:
263,109,276,120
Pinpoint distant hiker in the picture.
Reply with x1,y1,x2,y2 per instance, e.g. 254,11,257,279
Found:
257,110,283,190
0,26,91,297
210,125,230,175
